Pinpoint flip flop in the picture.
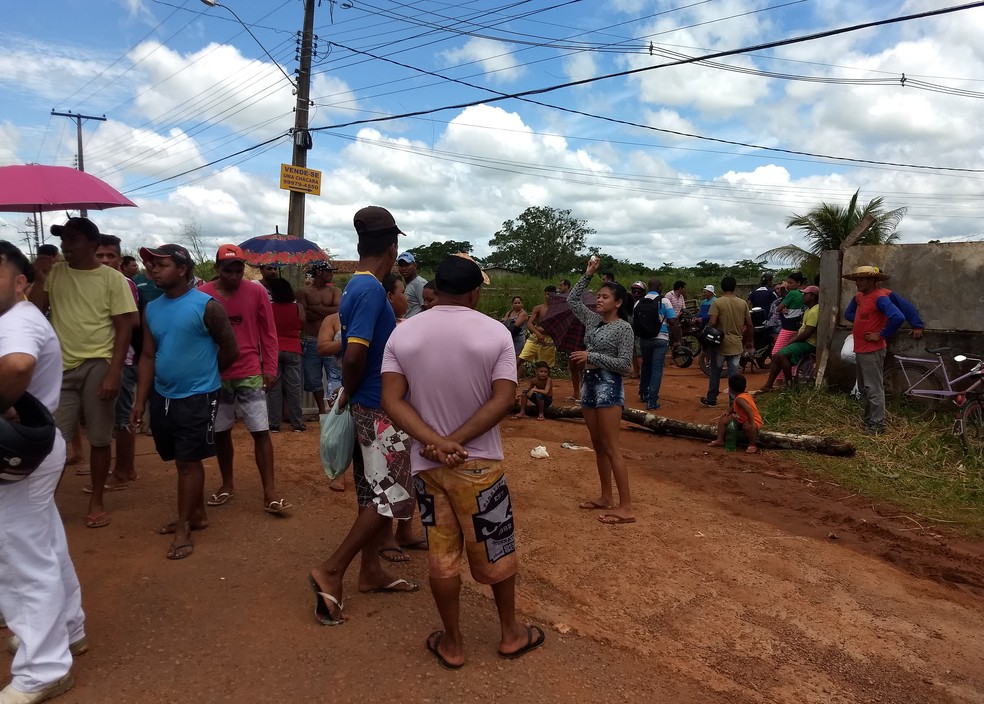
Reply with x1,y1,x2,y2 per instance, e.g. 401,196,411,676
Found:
598,514,636,525
378,546,411,563
157,521,208,535
365,578,419,594
308,575,344,625
166,541,194,560
82,482,128,494
73,467,90,476
498,625,546,659
398,538,428,551
578,500,615,510
426,631,463,670
328,482,346,492
206,492,234,506
264,499,291,515
85,512,110,529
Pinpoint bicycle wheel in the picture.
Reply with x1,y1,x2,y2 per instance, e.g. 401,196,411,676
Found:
883,362,944,420
960,400,984,456
698,350,728,378
794,354,816,385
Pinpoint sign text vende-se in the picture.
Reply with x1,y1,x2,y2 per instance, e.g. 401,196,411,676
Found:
279,164,322,196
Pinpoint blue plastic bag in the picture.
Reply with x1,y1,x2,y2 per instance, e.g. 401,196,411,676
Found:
319,394,355,480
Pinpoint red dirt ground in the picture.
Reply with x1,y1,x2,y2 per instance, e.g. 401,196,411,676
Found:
10,364,984,703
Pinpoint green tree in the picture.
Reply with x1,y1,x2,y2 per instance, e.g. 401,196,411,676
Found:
759,189,906,279
487,206,592,278
408,240,473,272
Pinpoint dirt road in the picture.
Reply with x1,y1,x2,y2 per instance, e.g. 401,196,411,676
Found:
12,365,984,703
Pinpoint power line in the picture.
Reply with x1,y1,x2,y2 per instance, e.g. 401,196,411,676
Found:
311,2,984,174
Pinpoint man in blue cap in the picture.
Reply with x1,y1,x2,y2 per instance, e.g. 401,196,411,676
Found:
397,251,427,319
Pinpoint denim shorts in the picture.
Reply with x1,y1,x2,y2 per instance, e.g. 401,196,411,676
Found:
580,368,625,409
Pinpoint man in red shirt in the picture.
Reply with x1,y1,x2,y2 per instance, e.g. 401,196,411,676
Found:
843,265,904,434
199,245,289,514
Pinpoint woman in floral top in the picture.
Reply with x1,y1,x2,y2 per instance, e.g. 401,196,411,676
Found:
568,256,636,525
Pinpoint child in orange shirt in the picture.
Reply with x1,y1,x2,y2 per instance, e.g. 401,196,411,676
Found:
709,375,762,454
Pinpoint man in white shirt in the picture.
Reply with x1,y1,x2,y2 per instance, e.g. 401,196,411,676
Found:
0,241,87,704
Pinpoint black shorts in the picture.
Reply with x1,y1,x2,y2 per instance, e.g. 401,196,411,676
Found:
150,390,218,463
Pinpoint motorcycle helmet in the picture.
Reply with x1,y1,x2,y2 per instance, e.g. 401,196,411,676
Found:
698,324,723,348
672,346,694,368
0,392,56,483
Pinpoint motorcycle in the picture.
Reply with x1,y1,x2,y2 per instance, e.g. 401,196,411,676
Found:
697,307,773,376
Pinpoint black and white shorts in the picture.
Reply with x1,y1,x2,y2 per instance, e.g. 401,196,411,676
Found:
150,390,218,463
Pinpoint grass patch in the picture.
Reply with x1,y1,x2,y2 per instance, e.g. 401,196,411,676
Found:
757,385,984,537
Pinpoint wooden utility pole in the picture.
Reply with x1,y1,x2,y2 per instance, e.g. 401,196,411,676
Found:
286,0,315,239
813,214,876,387
51,110,107,218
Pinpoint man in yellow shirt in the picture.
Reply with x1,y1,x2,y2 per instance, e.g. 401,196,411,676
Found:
756,285,819,394
28,217,137,529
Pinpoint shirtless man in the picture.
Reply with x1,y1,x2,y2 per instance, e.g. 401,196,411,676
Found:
296,262,342,414
517,286,557,373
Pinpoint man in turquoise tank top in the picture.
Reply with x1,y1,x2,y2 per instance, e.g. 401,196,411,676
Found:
131,245,239,560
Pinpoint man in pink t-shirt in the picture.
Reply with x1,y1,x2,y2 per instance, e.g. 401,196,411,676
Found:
381,255,545,670
199,244,288,515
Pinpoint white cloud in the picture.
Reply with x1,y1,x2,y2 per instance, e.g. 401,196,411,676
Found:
0,123,21,164
440,38,524,83
564,53,599,83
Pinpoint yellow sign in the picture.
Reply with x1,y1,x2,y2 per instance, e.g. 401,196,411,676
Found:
279,164,322,196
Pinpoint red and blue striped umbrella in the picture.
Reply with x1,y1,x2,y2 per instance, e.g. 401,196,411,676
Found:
237,233,330,266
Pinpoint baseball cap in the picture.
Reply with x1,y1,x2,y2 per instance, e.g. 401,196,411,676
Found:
139,244,192,267
435,254,485,294
801,285,820,295
631,280,645,290
216,244,246,263
50,217,100,241
703,284,715,293
397,251,415,264
353,206,405,238
307,261,335,274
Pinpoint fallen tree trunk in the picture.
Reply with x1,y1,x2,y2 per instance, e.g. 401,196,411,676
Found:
530,404,855,457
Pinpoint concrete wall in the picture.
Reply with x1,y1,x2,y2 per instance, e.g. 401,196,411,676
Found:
818,242,984,390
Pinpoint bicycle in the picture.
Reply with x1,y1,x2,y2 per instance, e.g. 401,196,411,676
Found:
883,347,984,454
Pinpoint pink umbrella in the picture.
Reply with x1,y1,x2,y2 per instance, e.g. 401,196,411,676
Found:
0,164,135,212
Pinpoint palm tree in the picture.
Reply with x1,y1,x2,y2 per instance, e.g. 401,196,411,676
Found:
759,190,906,279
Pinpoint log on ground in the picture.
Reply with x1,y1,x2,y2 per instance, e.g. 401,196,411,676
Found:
532,405,855,457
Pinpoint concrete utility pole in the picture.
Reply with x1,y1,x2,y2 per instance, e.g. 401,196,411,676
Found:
287,0,315,239
51,110,107,218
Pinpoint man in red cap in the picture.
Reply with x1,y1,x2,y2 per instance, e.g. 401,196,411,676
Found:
199,245,288,514
28,217,137,529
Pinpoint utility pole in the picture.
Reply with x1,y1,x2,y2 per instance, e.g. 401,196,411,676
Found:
287,0,315,239
51,110,107,218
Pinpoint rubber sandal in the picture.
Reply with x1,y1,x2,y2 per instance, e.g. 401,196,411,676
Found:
378,546,410,563
206,492,234,506
308,575,344,625
364,578,419,594
598,514,636,525
82,482,128,494
426,631,463,670
157,521,208,535
166,541,194,560
264,499,291,514
398,538,428,551
498,625,546,659
85,512,110,529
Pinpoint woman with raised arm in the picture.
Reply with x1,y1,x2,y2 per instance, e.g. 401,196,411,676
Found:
568,256,636,524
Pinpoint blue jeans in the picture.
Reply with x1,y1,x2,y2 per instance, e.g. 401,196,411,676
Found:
580,368,625,409
302,338,341,395
266,351,305,430
639,338,668,408
706,350,741,404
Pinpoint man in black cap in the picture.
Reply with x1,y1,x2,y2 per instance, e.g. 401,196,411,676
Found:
296,261,341,414
307,206,417,626
0,241,87,703
28,217,137,529
380,254,544,668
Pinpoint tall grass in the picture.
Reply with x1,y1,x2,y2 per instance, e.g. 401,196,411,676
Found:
758,385,984,536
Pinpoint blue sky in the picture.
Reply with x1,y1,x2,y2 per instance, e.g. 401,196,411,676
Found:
2,0,984,264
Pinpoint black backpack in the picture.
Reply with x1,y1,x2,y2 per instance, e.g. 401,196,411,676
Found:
632,295,664,339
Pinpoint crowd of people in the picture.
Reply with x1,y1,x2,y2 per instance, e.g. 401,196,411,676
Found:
0,203,928,699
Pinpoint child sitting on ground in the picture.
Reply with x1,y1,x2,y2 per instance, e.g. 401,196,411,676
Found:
709,374,762,454
514,361,554,421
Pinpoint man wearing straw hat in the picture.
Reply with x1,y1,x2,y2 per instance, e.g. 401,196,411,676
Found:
843,265,905,435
